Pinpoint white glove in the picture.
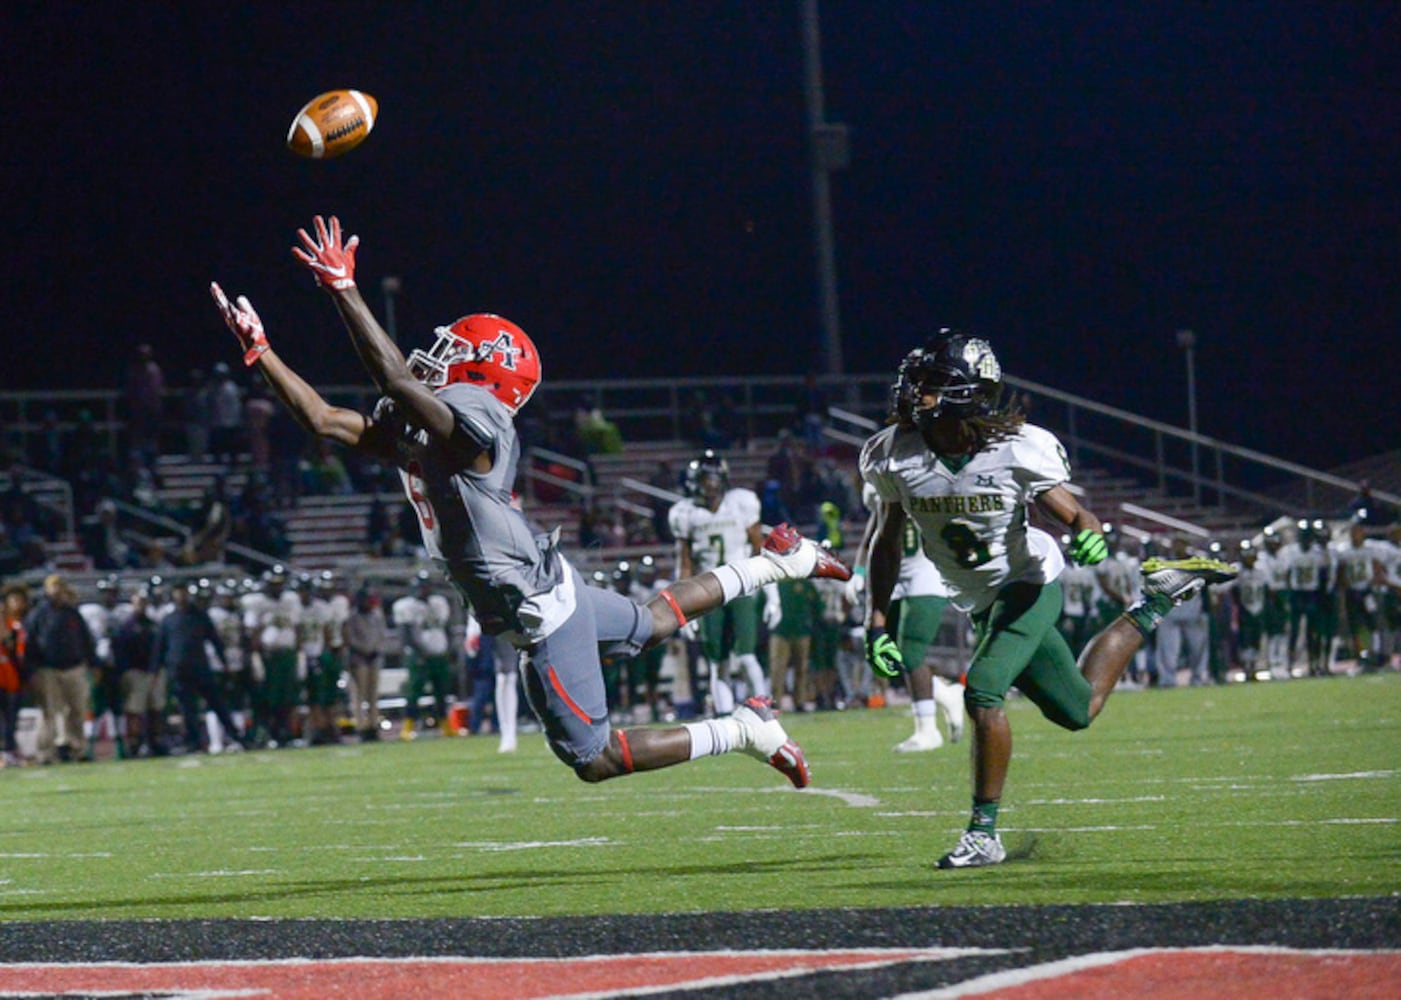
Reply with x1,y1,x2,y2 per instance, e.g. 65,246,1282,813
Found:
680,619,700,641
843,569,866,604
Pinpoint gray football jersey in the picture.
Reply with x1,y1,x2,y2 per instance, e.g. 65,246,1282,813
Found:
387,383,563,634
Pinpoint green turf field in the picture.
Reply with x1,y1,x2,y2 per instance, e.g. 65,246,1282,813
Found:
2,674,1397,920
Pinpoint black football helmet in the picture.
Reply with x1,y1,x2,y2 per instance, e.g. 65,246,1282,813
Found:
891,329,1004,426
685,450,729,507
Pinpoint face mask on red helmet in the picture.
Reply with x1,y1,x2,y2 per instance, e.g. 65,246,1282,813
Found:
406,313,542,414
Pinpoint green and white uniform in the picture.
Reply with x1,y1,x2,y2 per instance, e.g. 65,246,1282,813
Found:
669,487,765,708
861,422,1093,729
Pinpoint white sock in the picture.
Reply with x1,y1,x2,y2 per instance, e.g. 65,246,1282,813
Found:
684,717,743,759
712,554,791,603
912,698,936,720
932,677,965,723
495,673,518,743
708,660,735,715
206,711,224,751
736,654,768,699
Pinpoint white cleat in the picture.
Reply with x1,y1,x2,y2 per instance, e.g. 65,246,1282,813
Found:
894,732,944,753
732,695,810,788
937,830,1007,869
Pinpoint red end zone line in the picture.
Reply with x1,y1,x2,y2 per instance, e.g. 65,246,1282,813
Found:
0,948,990,999
941,948,1401,1000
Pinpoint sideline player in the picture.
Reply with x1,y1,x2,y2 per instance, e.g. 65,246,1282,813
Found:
211,215,849,787
849,482,965,751
668,451,771,714
859,331,1235,868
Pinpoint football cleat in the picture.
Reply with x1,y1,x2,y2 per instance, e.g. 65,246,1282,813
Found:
1141,557,1238,604
894,732,944,753
761,523,852,582
732,695,811,788
937,830,1007,870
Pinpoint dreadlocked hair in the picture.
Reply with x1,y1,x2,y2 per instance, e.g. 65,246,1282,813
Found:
964,406,1027,449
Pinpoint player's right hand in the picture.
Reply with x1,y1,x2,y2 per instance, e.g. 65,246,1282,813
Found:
292,214,359,291
210,283,270,366
865,627,904,678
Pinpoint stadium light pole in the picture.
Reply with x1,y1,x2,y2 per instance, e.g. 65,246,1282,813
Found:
382,275,403,348
1176,328,1200,504
801,0,849,377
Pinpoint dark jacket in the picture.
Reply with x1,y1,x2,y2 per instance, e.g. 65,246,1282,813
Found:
113,612,158,675
153,606,224,676
24,599,95,670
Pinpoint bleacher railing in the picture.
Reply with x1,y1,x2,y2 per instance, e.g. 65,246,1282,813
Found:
2,374,1394,535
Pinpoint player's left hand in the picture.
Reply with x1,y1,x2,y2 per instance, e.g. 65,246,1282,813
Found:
292,214,359,291
1069,528,1108,566
865,627,904,678
210,282,270,366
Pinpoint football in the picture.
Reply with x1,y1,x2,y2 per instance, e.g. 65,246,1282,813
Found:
286,89,378,160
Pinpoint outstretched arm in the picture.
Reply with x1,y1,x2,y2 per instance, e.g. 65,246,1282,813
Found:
210,284,391,458
291,216,482,468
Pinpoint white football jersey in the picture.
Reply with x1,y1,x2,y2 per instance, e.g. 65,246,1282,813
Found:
1227,563,1270,616
209,605,244,672
861,481,950,601
297,598,331,658
243,591,301,651
1059,562,1101,617
78,601,130,664
1331,538,1384,593
1096,550,1140,608
1376,540,1401,588
1279,543,1332,592
1260,549,1290,591
668,488,761,574
393,594,452,656
861,422,1068,614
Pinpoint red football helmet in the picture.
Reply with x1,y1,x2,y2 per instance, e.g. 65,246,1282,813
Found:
406,314,542,413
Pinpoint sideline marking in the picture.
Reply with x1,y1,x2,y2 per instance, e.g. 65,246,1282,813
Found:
0,948,1004,999
892,946,1401,1000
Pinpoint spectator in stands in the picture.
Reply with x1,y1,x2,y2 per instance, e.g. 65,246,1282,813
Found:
83,498,133,571
124,343,165,478
573,402,624,455
29,408,65,476
1342,479,1394,525
243,381,276,475
183,478,232,566
345,587,386,740
185,368,213,461
0,583,28,766
647,460,679,543
795,371,830,456
23,574,95,763
765,430,802,508
208,362,245,465
302,438,353,495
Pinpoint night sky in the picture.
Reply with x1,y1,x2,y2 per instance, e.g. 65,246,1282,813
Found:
5,2,1398,470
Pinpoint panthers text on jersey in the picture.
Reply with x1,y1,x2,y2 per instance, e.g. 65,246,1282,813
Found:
860,422,1069,614
668,488,761,575
861,481,951,601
